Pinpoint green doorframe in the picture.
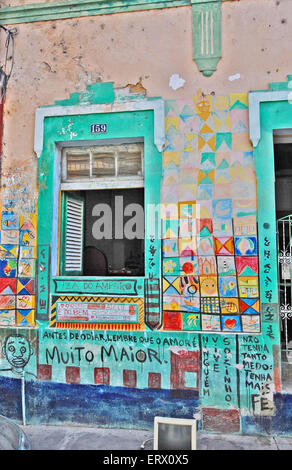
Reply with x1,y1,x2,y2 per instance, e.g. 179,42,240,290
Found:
249,79,292,369
35,86,164,321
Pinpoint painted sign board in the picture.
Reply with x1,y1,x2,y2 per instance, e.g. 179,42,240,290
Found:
56,300,139,323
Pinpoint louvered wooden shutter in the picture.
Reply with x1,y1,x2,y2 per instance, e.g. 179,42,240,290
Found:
61,192,84,275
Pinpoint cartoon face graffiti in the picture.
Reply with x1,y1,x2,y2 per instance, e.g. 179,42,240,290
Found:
1,335,33,373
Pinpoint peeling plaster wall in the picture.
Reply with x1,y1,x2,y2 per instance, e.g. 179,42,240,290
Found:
1,0,292,168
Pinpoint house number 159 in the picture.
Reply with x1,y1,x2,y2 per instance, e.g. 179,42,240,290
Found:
90,124,107,134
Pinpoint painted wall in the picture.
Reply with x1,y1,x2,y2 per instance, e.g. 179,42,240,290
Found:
0,0,290,435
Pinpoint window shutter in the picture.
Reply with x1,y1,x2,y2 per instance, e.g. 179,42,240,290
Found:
61,192,84,275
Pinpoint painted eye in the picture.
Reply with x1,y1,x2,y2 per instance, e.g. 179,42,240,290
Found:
8,345,15,353
20,347,26,354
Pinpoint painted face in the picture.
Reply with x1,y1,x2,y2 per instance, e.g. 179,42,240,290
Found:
2,335,33,370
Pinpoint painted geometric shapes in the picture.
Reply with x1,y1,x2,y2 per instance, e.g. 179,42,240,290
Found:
197,236,214,256
19,229,36,246
161,203,178,220
235,256,258,277
220,298,240,314
0,244,19,259
182,312,201,330
218,276,238,297
238,277,259,298
196,218,213,237
233,216,257,236
163,276,181,295
200,152,215,170
0,278,17,295
0,310,16,326
221,315,242,332
241,315,260,333
214,236,234,255
180,275,200,298
17,278,35,295
200,276,218,297
198,169,215,185
16,309,35,327
0,259,17,277
201,314,221,331
163,311,182,330
162,257,180,276
240,298,260,314
217,256,236,275
200,297,220,314
178,237,197,257
163,238,179,258
179,257,199,276
232,133,252,152
234,236,257,256
199,256,217,276
212,198,232,220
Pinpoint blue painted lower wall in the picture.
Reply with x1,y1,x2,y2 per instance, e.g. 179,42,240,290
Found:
0,376,200,430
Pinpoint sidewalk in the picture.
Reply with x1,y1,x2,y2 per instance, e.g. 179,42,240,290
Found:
19,424,292,450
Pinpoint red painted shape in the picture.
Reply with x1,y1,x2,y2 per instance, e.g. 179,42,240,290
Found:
123,369,137,388
94,367,110,385
148,372,161,389
37,364,52,381
170,350,199,390
0,278,17,295
235,256,258,276
163,311,182,330
65,366,80,384
202,407,240,433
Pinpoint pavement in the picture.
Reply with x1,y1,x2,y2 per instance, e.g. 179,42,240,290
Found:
17,424,292,450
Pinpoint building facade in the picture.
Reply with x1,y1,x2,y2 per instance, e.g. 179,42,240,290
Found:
0,0,292,435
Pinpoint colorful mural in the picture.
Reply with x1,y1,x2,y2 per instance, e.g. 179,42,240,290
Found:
162,92,260,333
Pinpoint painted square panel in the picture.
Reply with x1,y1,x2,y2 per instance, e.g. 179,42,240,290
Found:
235,256,258,277
0,309,16,326
180,275,200,297
234,236,257,256
16,309,35,327
19,229,36,246
161,219,179,239
197,236,214,256
0,278,17,295
214,236,234,255
17,295,35,310
220,298,240,314
217,256,236,275
200,296,220,314
0,259,17,278
163,311,182,330
18,259,36,278
240,298,260,314
218,276,238,297
201,314,221,331
221,315,242,332
0,295,15,310
179,256,199,275
17,278,35,295
163,295,181,311
233,216,257,236
178,201,196,219
178,237,197,257
1,213,19,231
161,203,178,220
200,276,218,297
0,244,19,260
196,218,213,237
180,295,200,313
212,218,233,237
179,218,195,238
162,257,180,276
212,199,232,220
238,277,259,298
162,238,179,258
163,276,181,295
199,256,217,276
1,230,19,245
182,312,201,331
241,315,260,333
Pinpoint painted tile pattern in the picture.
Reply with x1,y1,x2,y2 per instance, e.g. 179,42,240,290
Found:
162,93,260,333
0,180,37,328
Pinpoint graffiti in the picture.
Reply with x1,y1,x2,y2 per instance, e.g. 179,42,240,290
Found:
0,333,35,378
53,278,142,296
36,244,50,320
